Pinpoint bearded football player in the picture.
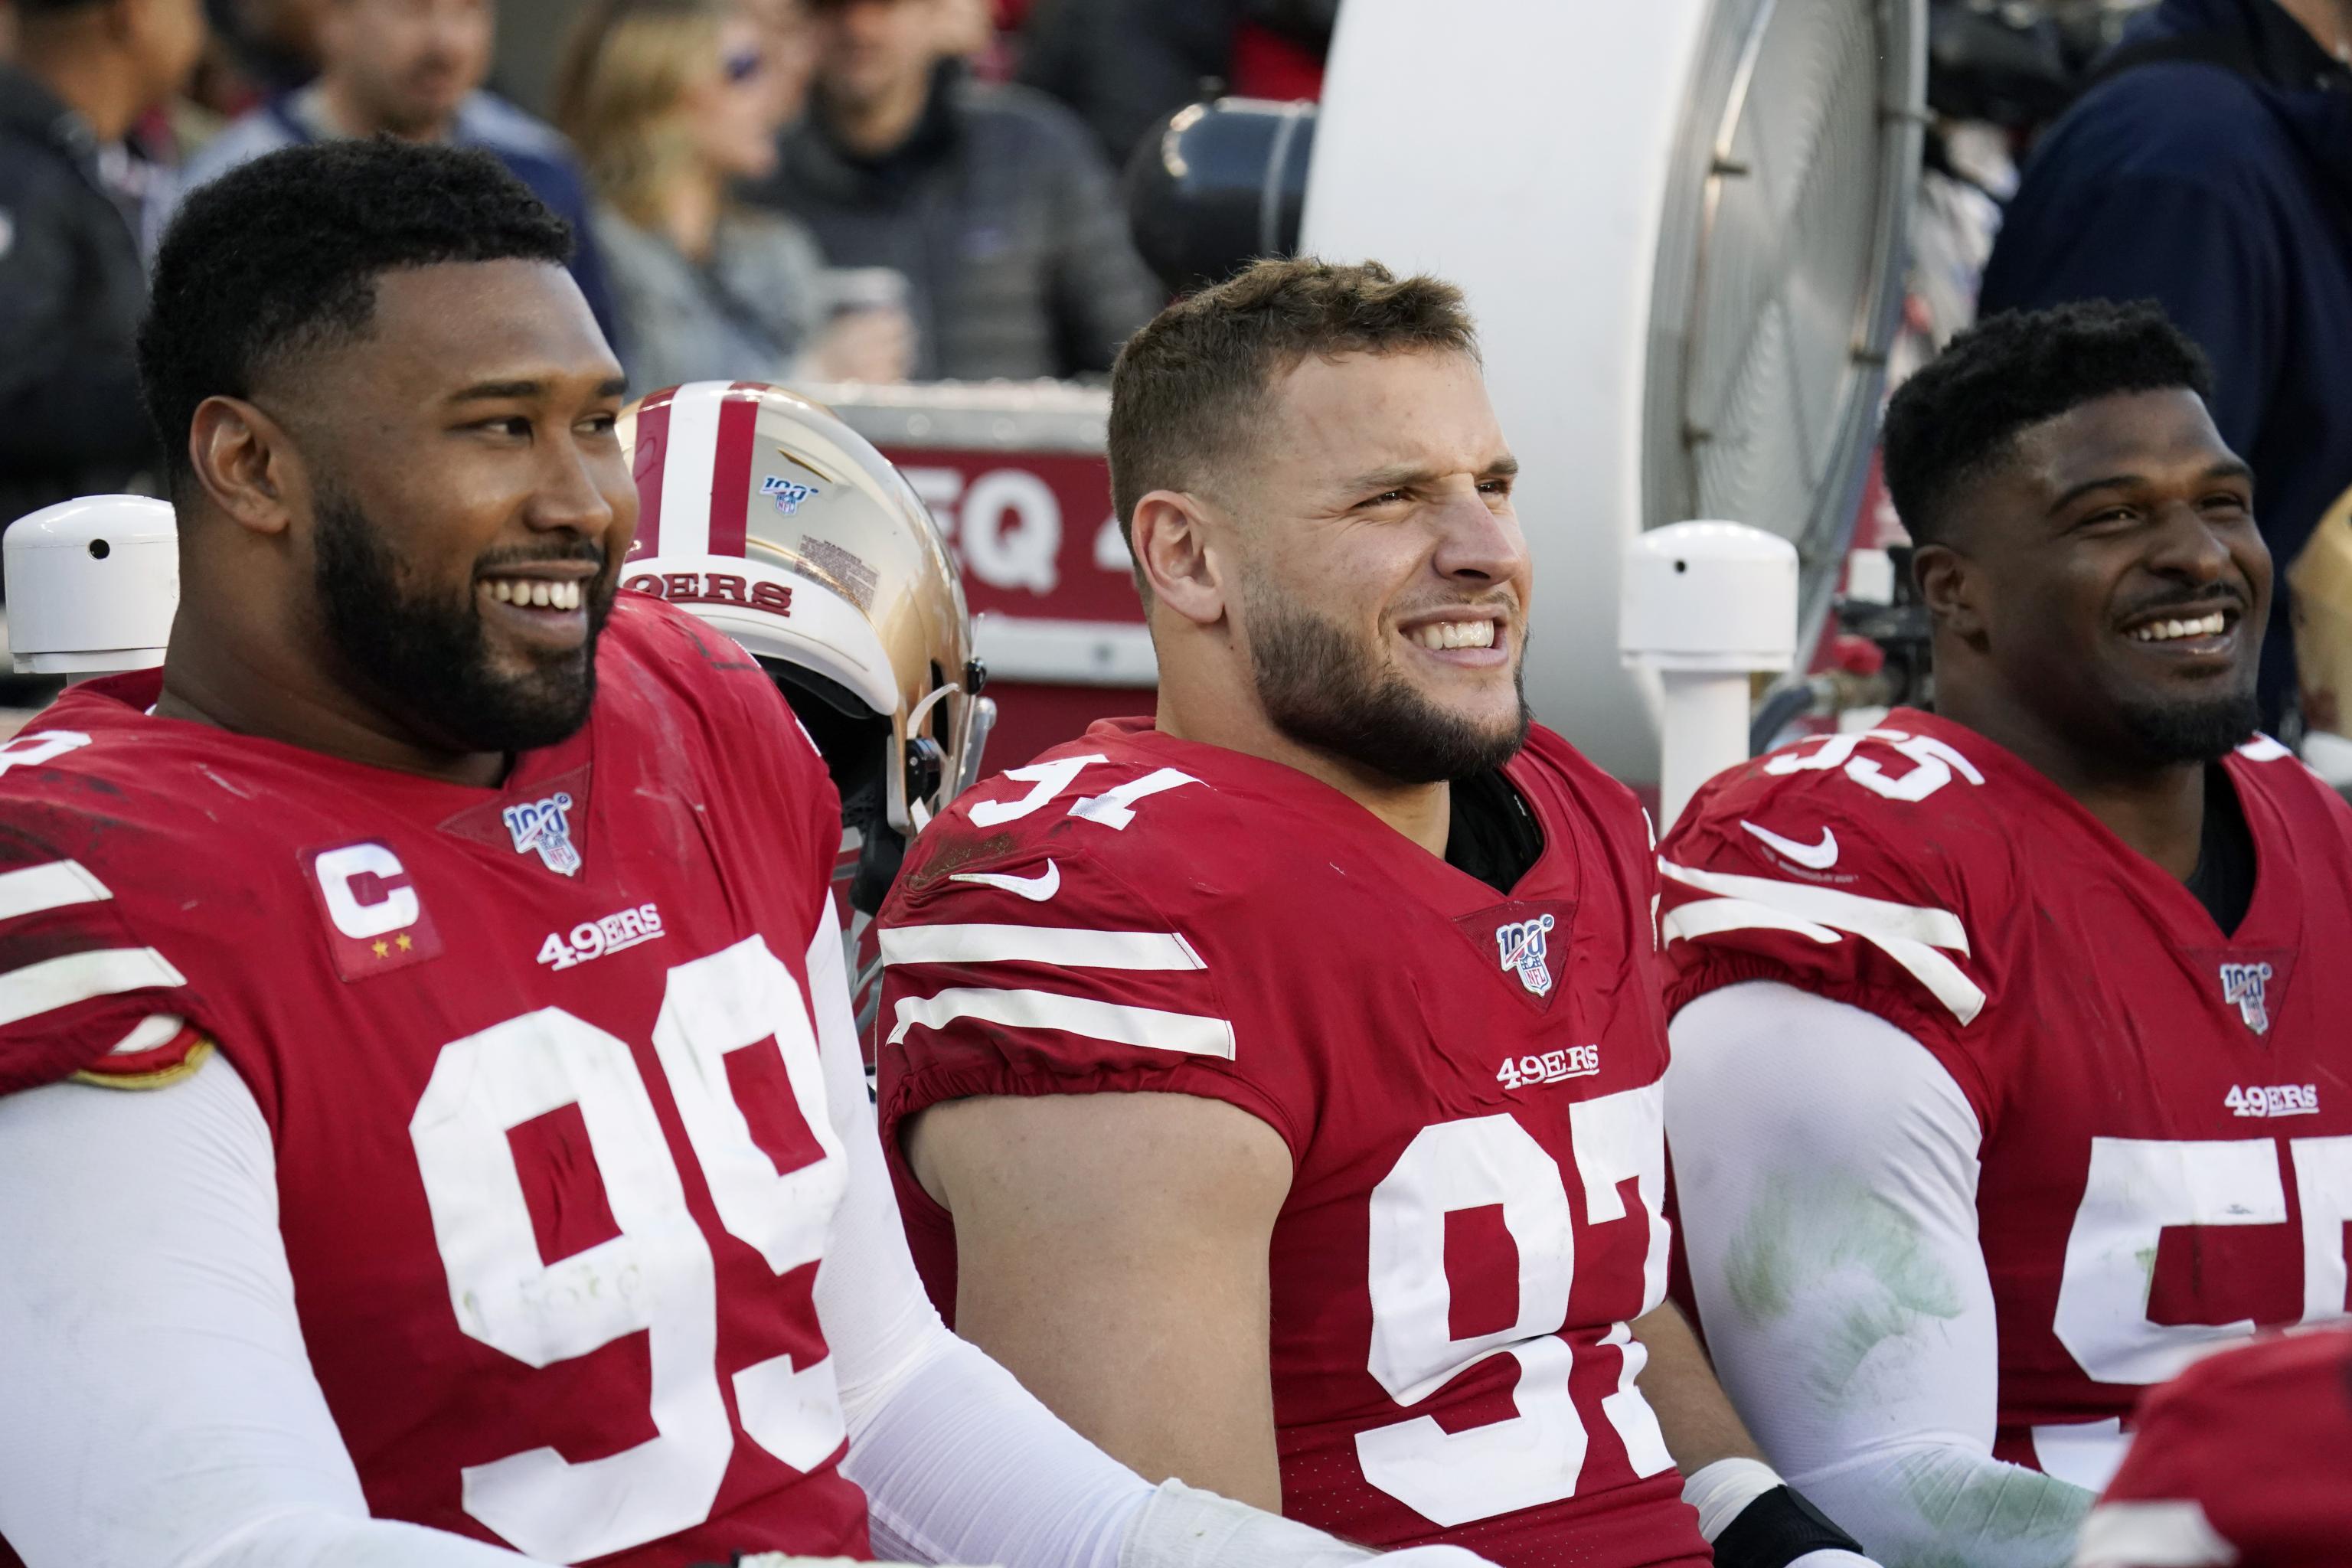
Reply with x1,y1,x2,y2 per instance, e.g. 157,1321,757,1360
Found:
0,142,1499,1568
873,259,1876,1568
1658,300,2352,1566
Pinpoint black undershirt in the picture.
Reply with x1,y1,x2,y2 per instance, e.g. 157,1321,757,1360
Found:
1444,761,2252,928
1445,769,1546,893
2186,763,2258,936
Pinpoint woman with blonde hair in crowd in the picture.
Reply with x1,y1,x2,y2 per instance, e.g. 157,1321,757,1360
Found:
556,0,910,390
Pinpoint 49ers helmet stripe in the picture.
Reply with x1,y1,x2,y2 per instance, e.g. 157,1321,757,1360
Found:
626,384,678,562
708,383,763,559
616,381,996,904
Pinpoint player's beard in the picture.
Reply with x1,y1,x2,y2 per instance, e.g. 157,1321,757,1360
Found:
2113,684,2262,766
1244,574,1531,785
312,486,615,755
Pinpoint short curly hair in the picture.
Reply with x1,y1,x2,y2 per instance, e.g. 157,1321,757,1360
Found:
139,139,576,498
1881,299,2216,547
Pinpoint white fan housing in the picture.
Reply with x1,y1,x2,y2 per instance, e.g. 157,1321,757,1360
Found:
1302,0,1924,781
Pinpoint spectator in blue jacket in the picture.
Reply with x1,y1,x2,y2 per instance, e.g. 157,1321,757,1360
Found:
165,0,619,348
1979,0,2352,737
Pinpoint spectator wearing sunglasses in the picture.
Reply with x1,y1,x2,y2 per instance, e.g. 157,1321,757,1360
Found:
162,0,619,348
747,0,1159,382
556,0,910,394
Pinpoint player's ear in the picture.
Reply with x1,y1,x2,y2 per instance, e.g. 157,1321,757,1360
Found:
1915,541,1988,645
1130,488,1228,629
188,394,300,539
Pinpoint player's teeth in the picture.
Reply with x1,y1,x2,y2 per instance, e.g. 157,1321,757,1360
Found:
485,578,585,609
1412,621,1495,650
2135,612,2231,642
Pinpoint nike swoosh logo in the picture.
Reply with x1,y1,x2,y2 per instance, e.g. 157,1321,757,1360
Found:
1740,819,1839,871
950,861,1061,901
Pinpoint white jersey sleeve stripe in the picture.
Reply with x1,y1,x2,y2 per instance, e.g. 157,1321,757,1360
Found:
878,924,1205,972
887,988,1236,1060
2072,1501,2239,1567
0,859,112,924
0,948,188,1030
1660,858,1971,952
1661,858,1986,1024
1659,898,1841,948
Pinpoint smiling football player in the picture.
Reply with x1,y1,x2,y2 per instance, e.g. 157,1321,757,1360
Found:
1660,300,2352,1566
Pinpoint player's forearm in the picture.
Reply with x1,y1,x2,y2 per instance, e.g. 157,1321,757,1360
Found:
840,1326,1505,1568
0,1063,544,1568
841,1325,1142,1568
1666,986,2076,1563
1792,1442,2091,1568
1630,1300,1765,1472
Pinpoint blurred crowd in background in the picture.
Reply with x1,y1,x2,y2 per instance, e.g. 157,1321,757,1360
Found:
6,0,2352,753
0,0,1338,528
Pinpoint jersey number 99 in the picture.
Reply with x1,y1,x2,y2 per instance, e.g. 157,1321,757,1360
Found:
408,935,846,1563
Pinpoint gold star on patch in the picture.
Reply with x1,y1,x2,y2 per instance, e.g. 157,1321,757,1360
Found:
372,940,390,959
395,933,413,952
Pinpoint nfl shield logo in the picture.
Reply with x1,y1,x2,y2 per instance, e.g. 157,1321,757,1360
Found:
1495,913,1557,998
761,475,821,514
2220,961,2274,1034
503,792,583,877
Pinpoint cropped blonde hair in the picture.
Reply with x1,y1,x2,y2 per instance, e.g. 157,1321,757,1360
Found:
554,0,727,229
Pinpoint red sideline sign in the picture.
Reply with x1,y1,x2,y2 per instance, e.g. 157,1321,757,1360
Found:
873,443,1152,766
884,446,1144,628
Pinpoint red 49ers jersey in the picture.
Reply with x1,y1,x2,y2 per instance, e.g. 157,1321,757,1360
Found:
1658,707,2352,1493
2079,1335,2352,1560
0,597,870,1566
2077,1329,2352,1567
876,719,1710,1568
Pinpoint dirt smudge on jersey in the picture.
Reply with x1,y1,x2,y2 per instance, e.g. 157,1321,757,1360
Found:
901,831,1020,891
1725,1171,1963,1409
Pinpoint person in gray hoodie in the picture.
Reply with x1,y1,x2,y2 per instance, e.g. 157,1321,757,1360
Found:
746,0,1160,383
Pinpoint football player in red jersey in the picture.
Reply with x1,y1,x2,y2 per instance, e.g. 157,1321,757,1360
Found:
874,259,1877,1568
0,142,1500,1568
1658,301,2352,1566
2072,1329,2352,1567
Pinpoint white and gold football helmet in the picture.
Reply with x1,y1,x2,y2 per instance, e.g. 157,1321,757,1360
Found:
618,381,994,914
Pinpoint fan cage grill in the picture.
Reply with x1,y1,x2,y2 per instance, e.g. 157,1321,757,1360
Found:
1645,0,1924,651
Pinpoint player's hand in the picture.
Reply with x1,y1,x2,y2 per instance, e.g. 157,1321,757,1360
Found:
1683,1458,1875,1568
